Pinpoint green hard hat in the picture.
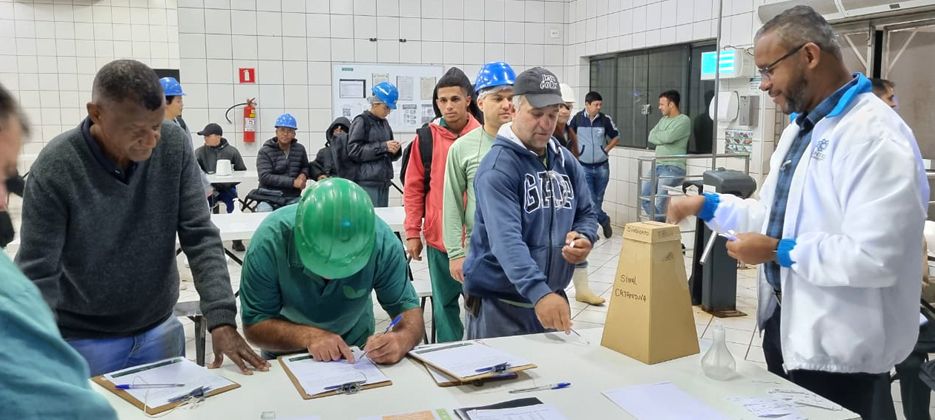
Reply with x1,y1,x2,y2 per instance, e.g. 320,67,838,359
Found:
294,178,376,279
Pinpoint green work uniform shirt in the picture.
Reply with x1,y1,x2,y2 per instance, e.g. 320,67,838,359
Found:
240,204,420,350
0,253,117,419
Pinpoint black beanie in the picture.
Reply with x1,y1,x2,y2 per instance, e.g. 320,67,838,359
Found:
432,67,483,123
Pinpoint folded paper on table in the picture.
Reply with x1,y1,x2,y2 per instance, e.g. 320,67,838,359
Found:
603,382,728,420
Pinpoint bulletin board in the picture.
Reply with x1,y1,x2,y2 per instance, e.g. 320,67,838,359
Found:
332,64,445,133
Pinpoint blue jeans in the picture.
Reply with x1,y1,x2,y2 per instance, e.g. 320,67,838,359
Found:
214,186,238,213
640,165,685,222
255,196,299,213
66,316,186,377
581,161,610,225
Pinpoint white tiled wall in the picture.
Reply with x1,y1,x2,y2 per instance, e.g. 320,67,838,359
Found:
176,0,568,204
0,0,180,162
2,0,773,215
562,0,773,227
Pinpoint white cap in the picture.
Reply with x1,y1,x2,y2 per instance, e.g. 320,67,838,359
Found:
560,83,576,104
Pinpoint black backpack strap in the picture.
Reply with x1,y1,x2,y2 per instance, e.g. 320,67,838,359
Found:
416,123,433,194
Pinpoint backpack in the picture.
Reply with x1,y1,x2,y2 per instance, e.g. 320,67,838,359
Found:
399,123,434,195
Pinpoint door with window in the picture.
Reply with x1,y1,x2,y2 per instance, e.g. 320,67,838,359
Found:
590,43,714,151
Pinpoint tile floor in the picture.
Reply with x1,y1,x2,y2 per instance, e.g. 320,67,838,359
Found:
7,226,934,418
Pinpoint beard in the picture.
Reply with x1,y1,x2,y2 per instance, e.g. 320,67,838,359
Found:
781,73,810,115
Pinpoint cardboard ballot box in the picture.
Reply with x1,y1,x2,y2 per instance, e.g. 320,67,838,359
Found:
601,221,699,364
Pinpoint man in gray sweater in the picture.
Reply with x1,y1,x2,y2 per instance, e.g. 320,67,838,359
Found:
15,59,268,376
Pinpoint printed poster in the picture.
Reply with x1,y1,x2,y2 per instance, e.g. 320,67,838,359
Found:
420,77,437,100
421,104,435,124
397,76,414,101
372,73,389,87
400,104,417,126
724,129,753,154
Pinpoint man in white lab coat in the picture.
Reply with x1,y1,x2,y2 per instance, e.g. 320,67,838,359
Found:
669,6,928,418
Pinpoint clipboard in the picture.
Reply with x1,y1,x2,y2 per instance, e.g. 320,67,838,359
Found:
419,360,519,387
407,342,536,383
453,397,545,420
92,357,240,415
278,352,392,399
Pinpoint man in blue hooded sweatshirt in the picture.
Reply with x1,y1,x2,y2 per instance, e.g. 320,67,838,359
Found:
463,67,598,339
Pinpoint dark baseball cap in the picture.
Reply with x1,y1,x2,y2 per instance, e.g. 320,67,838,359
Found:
513,67,563,108
197,123,223,136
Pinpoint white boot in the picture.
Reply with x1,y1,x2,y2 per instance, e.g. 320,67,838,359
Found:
573,267,605,305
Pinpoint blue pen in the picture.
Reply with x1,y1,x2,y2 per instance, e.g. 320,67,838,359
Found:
508,382,572,394
382,314,404,334
358,314,404,361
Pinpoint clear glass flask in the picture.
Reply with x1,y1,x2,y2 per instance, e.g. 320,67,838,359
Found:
701,325,736,380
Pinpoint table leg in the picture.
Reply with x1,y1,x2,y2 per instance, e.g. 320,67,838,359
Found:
193,315,207,366
420,296,430,344
224,248,244,266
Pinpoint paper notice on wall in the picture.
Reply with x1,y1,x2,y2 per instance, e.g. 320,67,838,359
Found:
397,76,414,101
373,73,389,87
725,129,753,155
339,79,366,99
402,104,418,126
421,104,435,124
420,77,437,100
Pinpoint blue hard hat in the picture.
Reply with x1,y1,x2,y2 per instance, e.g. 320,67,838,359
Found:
473,62,516,94
275,113,298,129
159,77,185,96
371,82,399,110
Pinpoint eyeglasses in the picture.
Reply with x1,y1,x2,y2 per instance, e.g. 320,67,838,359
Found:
757,43,807,81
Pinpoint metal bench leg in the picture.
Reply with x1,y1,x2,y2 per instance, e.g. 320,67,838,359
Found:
193,315,206,366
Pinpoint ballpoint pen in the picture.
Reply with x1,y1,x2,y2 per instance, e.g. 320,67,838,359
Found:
509,382,572,394
110,357,183,378
475,362,511,373
168,386,210,404
381,314,404,334
116,383,185,390
700,229,738,265
569,328,591,344
358,314,404,361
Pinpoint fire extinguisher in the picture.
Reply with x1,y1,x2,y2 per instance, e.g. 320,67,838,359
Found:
225,98,257,143
242,98,256,143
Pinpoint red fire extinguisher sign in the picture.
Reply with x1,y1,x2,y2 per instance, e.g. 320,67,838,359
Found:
238,68,256,84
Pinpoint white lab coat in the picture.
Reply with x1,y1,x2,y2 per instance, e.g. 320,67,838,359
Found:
706,85,929,374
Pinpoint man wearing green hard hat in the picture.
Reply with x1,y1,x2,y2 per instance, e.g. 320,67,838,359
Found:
239,178,424,364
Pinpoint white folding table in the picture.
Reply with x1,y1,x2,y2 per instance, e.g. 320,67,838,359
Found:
94,328,858,419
